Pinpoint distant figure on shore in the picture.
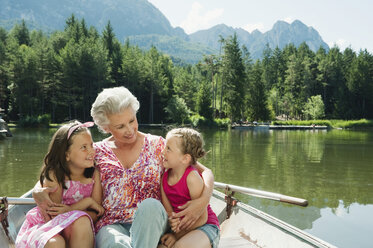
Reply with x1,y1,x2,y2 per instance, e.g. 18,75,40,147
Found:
0,114,12,137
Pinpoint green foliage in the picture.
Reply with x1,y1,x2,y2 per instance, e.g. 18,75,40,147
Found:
303,95,325,120
188,114,207,127
164,95,191,124
196,82,213,120
246,60,271,121
1,17,373,128
330,119,373,129
188,114,230,128
128,34,217,65
214,118,231,128
221,33,246,120
18,114,51,127
272,119,373,129
272,120,332,127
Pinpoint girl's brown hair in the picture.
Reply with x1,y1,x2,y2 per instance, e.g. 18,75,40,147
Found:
166,128,206,165
39,121,94,189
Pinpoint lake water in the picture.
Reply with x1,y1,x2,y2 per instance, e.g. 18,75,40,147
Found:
1,127,373,248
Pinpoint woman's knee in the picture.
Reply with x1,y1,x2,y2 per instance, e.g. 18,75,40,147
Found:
136,198,167,219
96,224,131,247
45,234,66,248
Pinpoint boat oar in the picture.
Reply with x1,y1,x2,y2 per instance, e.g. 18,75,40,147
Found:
2,183,308,207
214,182,308,207
0,197,36,205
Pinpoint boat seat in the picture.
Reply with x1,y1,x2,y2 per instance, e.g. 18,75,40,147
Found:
218,236,259,248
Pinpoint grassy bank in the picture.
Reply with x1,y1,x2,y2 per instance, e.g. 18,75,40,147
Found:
271,119,373,129
8,117,373,130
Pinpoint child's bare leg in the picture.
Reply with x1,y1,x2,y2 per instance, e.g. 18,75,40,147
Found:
45,234,66,248
174,230,211,248
63,216,94,248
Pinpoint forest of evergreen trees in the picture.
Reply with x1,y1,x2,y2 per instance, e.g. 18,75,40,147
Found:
0,16,372,126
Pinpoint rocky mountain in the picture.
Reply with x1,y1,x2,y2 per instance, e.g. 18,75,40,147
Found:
0,0,184,37
0,0,329,63
189,20,329,59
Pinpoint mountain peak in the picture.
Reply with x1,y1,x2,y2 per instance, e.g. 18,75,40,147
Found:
251,29,262,36
273,20,290,29
0,0,329,63
291,19,305,26
0,0,187,38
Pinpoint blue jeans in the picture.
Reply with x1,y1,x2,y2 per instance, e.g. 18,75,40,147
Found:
95,198,168,248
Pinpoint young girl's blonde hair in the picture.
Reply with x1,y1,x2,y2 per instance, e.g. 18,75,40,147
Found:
166,128,206,165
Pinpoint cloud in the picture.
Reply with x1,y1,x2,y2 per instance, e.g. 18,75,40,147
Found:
327,39,349,50
180,2,224,34
243,23,265,33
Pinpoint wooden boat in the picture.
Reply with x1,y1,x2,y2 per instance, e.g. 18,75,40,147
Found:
0,184,336,248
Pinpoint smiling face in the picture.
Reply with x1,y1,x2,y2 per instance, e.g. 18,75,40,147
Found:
66,131,95,170
162,136,187,169
105,107,139,145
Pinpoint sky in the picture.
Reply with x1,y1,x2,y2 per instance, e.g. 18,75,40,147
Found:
148,0,373,53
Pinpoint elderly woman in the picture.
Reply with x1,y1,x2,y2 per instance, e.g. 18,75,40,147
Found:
34,86,214,248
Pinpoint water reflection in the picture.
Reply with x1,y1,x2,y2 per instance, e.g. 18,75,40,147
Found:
1,128,373,247
306,202,373,248
200,128,373,247
0,128,56,196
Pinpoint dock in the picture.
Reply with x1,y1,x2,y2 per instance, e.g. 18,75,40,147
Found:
232,124,329,130
269,125,329,130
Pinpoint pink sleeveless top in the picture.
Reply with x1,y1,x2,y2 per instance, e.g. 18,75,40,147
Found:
162,166,219,227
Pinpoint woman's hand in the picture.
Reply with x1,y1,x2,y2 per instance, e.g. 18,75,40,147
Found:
173,198,205,230
47,203,72,217
32,185,58,221
161,233,177,248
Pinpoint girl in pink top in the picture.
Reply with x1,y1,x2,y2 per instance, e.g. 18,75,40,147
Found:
160,128,220,248
16,121,104,248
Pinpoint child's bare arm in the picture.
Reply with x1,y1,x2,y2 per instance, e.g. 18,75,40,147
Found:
87,169,104,222
175,162,213,230
46,170,104,218
48,196,104,217
173,170,208,238
186,170,208,228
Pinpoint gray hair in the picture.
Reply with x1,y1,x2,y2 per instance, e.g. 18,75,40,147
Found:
90,87,140,133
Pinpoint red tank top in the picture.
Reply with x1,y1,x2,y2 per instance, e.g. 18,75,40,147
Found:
162,166,219,227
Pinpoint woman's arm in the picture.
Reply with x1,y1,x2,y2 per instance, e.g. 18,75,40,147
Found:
173,162,213,230
32,175,60,221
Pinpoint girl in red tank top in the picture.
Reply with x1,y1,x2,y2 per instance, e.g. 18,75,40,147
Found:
160,128,220,248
